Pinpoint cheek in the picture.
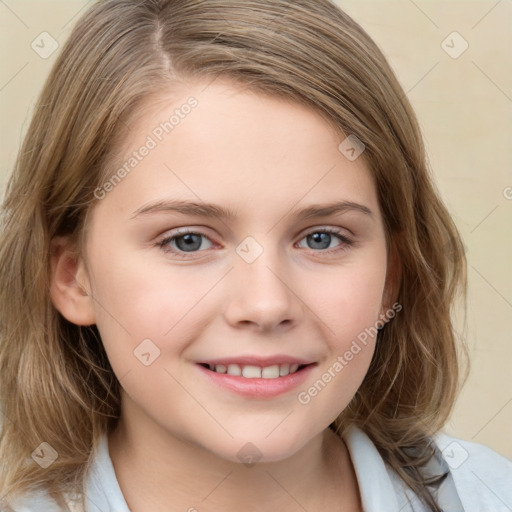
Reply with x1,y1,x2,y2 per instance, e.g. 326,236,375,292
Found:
307,257,387,346
86,243,219,365
294,257,387,412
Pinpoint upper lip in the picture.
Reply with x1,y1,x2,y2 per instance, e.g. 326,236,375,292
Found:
197,355,316,367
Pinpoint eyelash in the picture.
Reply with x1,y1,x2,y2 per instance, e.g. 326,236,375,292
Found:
156,227,355,258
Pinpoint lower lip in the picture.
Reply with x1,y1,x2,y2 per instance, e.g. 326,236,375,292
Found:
196,364,316,399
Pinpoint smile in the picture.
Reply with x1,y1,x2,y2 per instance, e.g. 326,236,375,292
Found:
196,358,317,399
199,362,307,378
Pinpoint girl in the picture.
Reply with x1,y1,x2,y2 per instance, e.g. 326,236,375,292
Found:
0,1,510,511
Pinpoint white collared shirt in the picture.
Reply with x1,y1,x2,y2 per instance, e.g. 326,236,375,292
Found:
6,426,512,511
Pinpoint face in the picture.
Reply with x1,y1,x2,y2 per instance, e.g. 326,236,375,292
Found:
73,79,392,462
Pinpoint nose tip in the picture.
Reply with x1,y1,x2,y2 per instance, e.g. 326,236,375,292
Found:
223,246,301,332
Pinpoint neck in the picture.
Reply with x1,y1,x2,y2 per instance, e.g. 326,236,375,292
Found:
108,399,360,512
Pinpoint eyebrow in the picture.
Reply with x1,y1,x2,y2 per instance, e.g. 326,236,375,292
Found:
130,199,373,221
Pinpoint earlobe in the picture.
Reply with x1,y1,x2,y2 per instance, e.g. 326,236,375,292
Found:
49,236,96,326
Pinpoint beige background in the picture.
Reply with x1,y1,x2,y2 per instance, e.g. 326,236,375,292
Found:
0,1,510,459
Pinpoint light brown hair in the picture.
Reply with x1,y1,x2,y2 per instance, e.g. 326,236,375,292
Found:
0,1,467,510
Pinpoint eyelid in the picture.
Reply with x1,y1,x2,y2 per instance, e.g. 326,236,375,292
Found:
300,225,352,239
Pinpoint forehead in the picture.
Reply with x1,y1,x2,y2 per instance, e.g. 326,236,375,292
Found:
94,78,380,226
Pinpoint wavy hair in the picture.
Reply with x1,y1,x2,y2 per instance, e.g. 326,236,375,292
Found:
0,1,467,510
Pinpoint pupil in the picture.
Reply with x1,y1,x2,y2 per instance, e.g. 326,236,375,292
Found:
309,232,330,250
177,234,201,252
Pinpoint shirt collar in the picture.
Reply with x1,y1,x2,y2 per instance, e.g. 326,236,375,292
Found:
85,434,131,512
343,425,402,512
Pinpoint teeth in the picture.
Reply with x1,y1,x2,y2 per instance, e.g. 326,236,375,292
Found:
208,363,304,378
227,364,242,376
261,365,280,379
242,365,261,378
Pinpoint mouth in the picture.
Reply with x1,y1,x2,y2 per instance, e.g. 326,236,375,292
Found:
195,358,317,399
198,362,312,379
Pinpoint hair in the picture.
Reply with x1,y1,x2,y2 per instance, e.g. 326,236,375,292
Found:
0,1,468,510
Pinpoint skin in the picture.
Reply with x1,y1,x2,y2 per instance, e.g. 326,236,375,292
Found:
50,79,397,512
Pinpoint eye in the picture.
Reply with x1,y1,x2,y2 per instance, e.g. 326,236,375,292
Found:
297,228,354,252
156,227,354,258
157,230,214,256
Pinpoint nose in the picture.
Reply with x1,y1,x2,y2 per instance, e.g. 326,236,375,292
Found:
223,245,303,333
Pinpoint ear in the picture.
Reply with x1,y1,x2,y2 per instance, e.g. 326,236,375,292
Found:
380,240,402,314
49,236,96,326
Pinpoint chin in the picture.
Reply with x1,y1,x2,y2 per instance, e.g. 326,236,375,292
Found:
203,429,316,466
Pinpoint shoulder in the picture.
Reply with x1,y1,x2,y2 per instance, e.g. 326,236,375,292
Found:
434,432,512,511
2,434,129,512
343,425,512,512
1,489,72,512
